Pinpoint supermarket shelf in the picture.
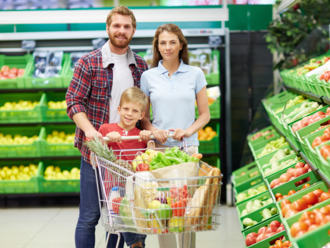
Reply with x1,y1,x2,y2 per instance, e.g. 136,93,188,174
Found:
317,169,330,187
284,85,323,103
299,151,318,172
270,123,300,153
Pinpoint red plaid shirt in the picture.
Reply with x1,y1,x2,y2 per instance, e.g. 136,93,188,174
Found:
66,46,148,164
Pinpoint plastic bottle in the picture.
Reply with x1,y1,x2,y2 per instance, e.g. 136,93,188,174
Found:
109,186,121,223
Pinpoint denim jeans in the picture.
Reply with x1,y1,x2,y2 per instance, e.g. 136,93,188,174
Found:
75,158,146,248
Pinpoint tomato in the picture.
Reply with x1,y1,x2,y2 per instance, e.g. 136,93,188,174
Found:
295,162,305,169
299,211,315,222
296,230,307,237
294,168,308,178
275,239,283,248
308,224,319,232
270,220,281,229
282,204,293,217
277,197,283,202
280,173,292,183
281,199,292,209
258,226,268,235
285,209,298,218
292,199,308,211
320,192,330,202
283,195,288,198
320,206,330,215
302,183,311,189
264,232,276,239
245,236,257,246
315,212,326,225
275,193,283,199
271,179,281,189
323,215,330,224
287,168,296,177
266,226,277,234
320,145,330,159
288,190,296,196
277,226,285,233
302,192,318,205
313,189,324,198
304,218,315,226
282,241,291,247
246,232,258,240
290,222,308,237
256,233,266,242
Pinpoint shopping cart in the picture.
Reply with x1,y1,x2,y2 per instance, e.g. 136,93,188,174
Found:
90,135,223,248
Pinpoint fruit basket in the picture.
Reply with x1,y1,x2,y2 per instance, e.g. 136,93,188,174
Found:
198,121,219,154
42,91,71,122
0,160,41,193
0,54,32,89
37,159,80,193
24,54,69,89
0,92,46,123
0,125,42,158
39,124,80,157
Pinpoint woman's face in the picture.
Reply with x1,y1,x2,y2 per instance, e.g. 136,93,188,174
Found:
158,31,183,63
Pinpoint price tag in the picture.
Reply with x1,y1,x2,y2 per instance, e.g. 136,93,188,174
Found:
22,40,36,50
92,38,106,50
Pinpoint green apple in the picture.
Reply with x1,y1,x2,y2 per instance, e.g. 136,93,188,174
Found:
157,204,172,219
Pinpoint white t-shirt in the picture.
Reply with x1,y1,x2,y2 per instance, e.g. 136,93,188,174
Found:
109,52,134,123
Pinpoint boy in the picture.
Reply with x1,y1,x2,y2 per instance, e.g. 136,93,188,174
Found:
98,87,151,248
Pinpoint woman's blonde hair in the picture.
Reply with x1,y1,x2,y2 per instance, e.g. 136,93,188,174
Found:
151,23,189,68
120,87,148,112
106,5,137,29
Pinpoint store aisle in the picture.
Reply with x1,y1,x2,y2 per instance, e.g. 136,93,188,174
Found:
0,206,244,248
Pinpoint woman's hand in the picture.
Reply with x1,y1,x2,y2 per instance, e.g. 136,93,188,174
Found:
106,131,121,143
139,130,152,142
169,128,192,141
152,129,169,144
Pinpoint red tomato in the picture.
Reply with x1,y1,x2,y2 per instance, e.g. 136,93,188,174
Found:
315,212,326,225
245,236,257,246
295,162,305,169
304,218,315,226
269,220,281,229
290,222,308,237
304,164,310,170
264,232,276,239
258,226,268,235
283,195,288,198
277,226,285,233
246,232,258,240
320,206,330,215
271,179,281,189
280,173,292,183
288,190,296,196
302,183,311,189
281,199,292,209
294,168,308,178
299,211,315,222
287,168,296,177
302,192,318,205
275,193,283,199
323,132,330,141
296,230,307,237
320,192,330,202
282,204,293,217
266,226,277,233
308,224,319,232
320,145,330,159
292,199,308,211
313,189,324,198
277,197,283,202
256,233,266,242
1,65,9,72
323,215,330,224
285,209,299,218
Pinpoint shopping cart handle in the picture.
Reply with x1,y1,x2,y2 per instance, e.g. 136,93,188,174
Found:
103,134,173,141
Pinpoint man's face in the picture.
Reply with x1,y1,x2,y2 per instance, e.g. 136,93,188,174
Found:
107,14,135,49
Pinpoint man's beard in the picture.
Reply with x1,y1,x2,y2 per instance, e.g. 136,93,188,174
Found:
109,32,133,49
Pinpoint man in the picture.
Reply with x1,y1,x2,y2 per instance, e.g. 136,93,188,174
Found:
66,6,148,248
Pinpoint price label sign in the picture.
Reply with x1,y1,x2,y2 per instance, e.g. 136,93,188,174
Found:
22,40,36,50
208,36,222,46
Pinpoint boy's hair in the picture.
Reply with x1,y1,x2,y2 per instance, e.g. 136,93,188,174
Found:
120,87,148,112
106,5,137,29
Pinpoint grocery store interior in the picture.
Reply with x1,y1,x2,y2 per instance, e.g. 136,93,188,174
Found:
3,0,330,248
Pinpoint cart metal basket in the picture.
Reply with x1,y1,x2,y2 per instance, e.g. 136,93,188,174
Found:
91,138,222,248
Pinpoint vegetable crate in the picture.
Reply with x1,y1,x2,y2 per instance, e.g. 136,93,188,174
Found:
277,181,329,232
24,54,69,88
37,159,80,193
42,91,71,122
232,161,259,178
285,197,330,246
0,92,46,123
242,215,290,248
232,162,261,190
248,134,281,156
198,121,219,154
256,145,293,171
195,97,220,119
288,105,330,151
247,127,277,144
261,153,299,179
236,191,274,217
315,140,330,179
252,137,289,160
0,125,42,158
0,54,32,89
0,160,41,193
234,182,268,205
265,160,321,200
39,124,80,157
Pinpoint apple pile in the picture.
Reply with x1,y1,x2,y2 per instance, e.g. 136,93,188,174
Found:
270,162,312,189
292,108,330,132
0,66,25,80
132,149,161,172
290,203,330,238
245,220,285,247
280,188,330,218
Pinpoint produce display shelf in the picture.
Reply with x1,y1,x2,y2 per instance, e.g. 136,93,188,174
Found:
299,151,318,172
284,85,323,103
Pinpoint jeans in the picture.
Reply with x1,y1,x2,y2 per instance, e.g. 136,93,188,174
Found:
75,158,146,248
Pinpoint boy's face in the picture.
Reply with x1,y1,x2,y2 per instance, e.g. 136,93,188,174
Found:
118,101,145,130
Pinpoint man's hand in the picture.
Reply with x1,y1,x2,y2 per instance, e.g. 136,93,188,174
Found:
106,131,122,143
85,128,103,142
169,128,192,141
139,130,152,142
152,129,169,144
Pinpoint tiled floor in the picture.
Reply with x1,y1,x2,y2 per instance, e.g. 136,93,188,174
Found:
0,206,245,248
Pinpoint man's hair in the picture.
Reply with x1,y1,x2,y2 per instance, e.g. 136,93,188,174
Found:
106,5,137,29
151,23,189,68
120,87,148,112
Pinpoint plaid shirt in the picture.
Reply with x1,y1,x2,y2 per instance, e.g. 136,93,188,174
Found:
66,42,148,164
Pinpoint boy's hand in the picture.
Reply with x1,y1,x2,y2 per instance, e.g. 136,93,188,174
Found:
152,129,169,144
139,130,152,142
106,132,122,143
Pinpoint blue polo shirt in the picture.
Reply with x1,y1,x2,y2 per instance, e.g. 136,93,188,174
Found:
141,59,207,147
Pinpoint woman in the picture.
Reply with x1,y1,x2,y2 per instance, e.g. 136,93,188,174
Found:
140,23,210,248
